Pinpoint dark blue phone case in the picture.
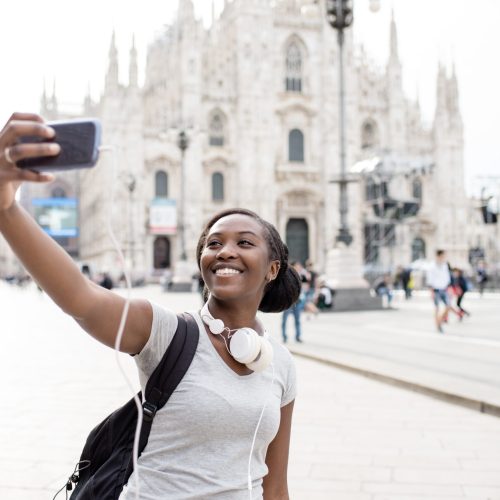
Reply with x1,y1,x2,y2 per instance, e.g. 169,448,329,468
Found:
17,119,101,172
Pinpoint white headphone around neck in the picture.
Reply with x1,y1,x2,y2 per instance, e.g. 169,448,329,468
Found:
200,303,273,373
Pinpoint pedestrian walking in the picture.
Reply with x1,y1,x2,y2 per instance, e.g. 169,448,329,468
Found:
403,267,414,299
476,260,488,297
303,260,319,318
452,267,470,318
282,261,306,343
426,249,452,333
0,113,300,499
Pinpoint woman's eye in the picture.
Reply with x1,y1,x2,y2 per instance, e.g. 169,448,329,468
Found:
239,240,254,246
207,241,220,247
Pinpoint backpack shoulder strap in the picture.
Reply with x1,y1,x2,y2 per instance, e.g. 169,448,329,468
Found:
138,312,199,451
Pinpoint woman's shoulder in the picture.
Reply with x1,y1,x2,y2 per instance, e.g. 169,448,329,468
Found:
149,301,179,331
134,301,179,377
268,336,295,369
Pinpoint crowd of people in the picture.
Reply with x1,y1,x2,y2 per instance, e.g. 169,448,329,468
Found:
370,253,490,333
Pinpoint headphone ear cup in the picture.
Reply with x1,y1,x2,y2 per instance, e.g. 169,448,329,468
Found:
208,318,225,334
229,328,260,364
246,337,273,373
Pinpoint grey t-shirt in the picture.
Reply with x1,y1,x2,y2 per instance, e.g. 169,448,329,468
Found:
120,303,297,500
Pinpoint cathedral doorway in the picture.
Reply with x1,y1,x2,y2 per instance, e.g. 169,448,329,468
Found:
154,236,171,269
411,237,426,262
286,218,309,265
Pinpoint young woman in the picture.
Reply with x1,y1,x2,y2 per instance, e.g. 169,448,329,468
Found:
0,113,300,499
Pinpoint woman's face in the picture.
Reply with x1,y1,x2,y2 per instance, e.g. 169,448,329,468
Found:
200,214,279,304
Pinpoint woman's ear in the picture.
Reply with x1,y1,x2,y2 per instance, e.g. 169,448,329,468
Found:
267,260,281,282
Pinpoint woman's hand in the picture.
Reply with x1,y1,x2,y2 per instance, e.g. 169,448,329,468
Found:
0,112,60,212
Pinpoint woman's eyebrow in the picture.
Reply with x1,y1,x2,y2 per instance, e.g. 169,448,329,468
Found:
209,231,259,237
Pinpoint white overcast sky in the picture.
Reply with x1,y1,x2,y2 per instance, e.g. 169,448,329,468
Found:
1,0,498,196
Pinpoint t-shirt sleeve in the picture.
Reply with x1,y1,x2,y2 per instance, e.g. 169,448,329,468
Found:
134,301,178,385
281,350,297,408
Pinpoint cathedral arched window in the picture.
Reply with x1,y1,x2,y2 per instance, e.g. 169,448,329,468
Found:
412,178,422,201
285,42,302,92
361,120,379,149
209,113,225,147
155,170,168,198
411,237,426,262
289,129,304,163
51,187,67,198
212,172,224,201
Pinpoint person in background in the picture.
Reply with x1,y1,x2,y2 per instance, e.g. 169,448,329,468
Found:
426,249,452,333
281,261,306,343
476,261,488,297
403,267,414,299
451,268,470,319
99,272,114,290
302,260,319,318
315,279,334,310
374,273,394,308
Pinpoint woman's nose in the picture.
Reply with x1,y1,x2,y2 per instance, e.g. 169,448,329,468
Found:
216,242,237,259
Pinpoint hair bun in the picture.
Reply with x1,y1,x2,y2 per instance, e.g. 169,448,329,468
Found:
259,264,301,313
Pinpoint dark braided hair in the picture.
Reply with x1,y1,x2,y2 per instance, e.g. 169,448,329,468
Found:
195,208,301,313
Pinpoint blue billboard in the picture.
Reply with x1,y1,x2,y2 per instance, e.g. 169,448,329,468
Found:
32,198,78,237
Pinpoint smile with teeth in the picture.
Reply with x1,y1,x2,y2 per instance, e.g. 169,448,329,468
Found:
214,268,242,276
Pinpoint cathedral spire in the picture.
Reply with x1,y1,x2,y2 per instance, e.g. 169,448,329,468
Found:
389,9,399,64
84,82,93,114
178,0,195,23
415,81,421,111
447,58,460,116
51,78,58,114
435,60,447,117
129,35,138,88
40,78,48,114
105,30,119,91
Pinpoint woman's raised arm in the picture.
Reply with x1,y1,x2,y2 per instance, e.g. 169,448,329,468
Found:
0,113,152,354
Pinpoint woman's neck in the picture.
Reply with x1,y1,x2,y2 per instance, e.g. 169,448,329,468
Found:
206,297,263,334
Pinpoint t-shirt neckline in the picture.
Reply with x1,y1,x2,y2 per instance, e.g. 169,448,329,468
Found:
192,311,259,380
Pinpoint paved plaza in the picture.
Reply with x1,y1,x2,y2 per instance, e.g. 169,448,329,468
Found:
1,282,500,499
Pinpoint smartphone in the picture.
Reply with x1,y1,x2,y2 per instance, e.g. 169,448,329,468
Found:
17,118,102,172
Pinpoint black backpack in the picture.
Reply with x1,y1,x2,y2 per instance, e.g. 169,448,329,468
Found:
58,312,199,500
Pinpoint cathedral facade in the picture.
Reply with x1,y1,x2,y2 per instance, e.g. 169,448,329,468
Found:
3,0,472,282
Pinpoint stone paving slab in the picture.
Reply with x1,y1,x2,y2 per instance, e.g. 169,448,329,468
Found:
1,283,500,499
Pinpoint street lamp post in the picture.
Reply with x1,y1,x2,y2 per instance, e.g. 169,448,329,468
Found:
169,129,194,291
324,0,383,311
177,130,189,261
327,0,354,246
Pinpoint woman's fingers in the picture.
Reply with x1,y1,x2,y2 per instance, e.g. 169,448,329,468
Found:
6,142,60,164
1,113,45,135
0,165,54,183
8,112,44,124
17,168,54,183
0,120,55,146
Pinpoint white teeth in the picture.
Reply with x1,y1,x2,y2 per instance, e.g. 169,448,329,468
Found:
215,268,241,276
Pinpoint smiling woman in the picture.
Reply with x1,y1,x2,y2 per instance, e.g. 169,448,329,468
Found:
0,119,301,498
123,208,302,499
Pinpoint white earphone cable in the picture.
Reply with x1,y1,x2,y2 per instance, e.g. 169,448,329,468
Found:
99,145,141,500
247,362,276,499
